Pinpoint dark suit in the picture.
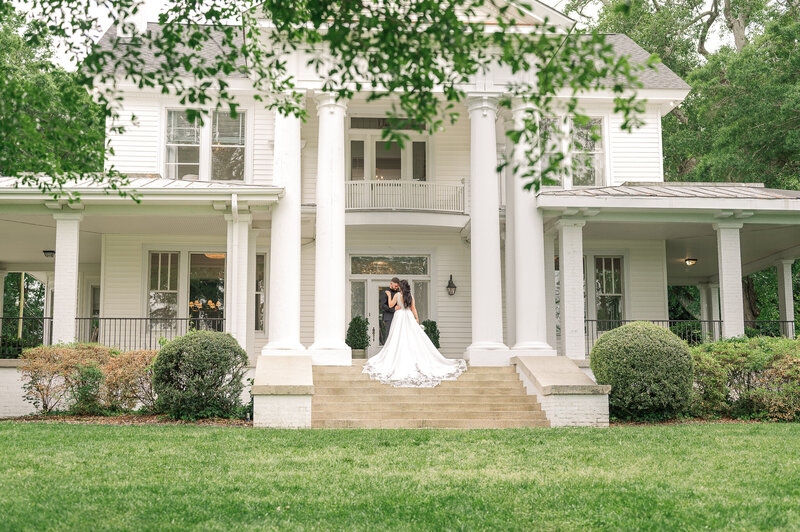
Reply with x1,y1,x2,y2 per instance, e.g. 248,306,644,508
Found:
380,289,399,344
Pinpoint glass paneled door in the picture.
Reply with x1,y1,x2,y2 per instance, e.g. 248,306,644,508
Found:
367,280,393,358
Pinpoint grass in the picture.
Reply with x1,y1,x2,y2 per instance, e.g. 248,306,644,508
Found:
1,423,799,531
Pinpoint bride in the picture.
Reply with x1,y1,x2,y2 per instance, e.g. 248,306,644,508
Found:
363,280,467,387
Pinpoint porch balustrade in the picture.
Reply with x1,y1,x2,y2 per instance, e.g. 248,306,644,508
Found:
0,316,53,358
74,317,224,352
345,180,465,213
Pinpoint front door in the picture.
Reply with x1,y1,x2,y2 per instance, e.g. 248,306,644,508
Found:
367,280,392,357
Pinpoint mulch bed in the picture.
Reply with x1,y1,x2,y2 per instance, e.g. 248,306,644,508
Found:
2,414,252,427
611,417,766,426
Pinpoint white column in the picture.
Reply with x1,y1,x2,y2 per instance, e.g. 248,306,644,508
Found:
777,259,795,337
710,282,721,340
544,233,558,351
558,219,585,359
52,213,82,344
465,95,508,365
698,282,713,340
503,116,516,349
714,222,744,338
263,110,306,355
309,92,350,365
510,101,555,356
225,213,251,349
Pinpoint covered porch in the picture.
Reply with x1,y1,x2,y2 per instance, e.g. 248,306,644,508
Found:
538,183,800,358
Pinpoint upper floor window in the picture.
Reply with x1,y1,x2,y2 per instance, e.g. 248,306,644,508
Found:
165,109,247,182
571,118,605,186
348,118,428,181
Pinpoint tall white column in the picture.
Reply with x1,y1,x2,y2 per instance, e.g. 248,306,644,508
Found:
503,116,516,349
558,219,585,359
225,213,251,349
710,282,721,340
465,95,508,365
52,213,82,344
263,110,306,355
714,222,745,338
544,233,558,351
309,92,350,365
510,101,555,356
776,259,795,337
698,282,713,340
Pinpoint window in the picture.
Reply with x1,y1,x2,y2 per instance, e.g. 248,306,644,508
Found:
595,256,623,326
350,140,365,180
212,111,246,181
148,252,179,319
412,280,429,322
166,111,200,180
188,253,225,330
350,280,366,318
412,141,426,181
348,118,428,181
571,118,605,186
255,254,266,332
540,117,565,186
165,109,247,182
351,256,429,276
375,141,402,180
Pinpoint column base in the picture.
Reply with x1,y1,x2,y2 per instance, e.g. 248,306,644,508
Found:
511,341,557,357
261,343,306,357
308,344,352,366
465,342,510,366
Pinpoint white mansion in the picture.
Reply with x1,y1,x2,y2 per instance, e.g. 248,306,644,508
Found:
1,2,799,427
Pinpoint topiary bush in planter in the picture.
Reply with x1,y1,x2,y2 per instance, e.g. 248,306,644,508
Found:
152,330,248,420
345,316,369,357
422,320,440,349
590,321,693,420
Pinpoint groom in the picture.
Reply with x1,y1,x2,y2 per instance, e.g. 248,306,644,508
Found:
379,277,401,344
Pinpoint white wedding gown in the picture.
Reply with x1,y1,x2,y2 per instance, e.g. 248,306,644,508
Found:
363,293,467,387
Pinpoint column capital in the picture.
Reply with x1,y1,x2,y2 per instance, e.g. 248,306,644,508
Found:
510,98,536,116
313,91,347,114
776,258,796,267
52,212,83,222
466,94,501,116
555,218,586,230
712,221,743,231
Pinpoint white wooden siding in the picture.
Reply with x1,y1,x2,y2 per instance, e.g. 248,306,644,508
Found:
105,98,160,174
608,110,663,184
252,108,275,185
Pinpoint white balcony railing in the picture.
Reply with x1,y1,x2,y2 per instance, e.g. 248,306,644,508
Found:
345,180,465,213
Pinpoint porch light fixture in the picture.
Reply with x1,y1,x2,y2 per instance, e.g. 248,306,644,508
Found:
684,258,698,267
204,253,226,260
42,250,55,258
446,275,457,296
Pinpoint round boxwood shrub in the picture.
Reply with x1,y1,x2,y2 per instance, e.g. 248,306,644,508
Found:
590,321,693,420
152,330,248,420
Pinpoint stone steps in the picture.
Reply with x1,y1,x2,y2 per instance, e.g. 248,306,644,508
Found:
312,362,549,429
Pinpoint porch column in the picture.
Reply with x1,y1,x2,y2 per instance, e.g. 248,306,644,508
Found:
544,233,558,351
777,259,795,337
465,95,508,365
714,222,745,338
262,109,305,355
710,282,721,340
503,115,516,348
510,100,555,356
309,92,350,365
52,213,82,344
698,282,713,341
225,213,251,349
557,219,586,359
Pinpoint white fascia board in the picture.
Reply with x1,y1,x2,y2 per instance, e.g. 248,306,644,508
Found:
0,186,284,205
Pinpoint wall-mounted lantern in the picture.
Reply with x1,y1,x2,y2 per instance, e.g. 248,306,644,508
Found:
446,275,457,296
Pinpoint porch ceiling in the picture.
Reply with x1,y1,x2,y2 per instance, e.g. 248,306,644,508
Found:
578,221,800,284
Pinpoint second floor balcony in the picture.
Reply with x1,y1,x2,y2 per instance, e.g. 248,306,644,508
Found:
345,180,465,214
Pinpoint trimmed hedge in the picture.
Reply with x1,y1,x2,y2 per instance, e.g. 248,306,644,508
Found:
152,330,247,420
691,336,800,421
591,321,693,420
345,316,370,350
422,320,440,349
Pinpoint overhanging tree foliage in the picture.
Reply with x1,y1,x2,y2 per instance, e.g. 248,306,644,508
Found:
2,0,653,198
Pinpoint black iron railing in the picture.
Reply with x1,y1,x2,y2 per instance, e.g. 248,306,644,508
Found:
75,317,224,351
0,316,53,358
744,320,796,338
585,319,724,356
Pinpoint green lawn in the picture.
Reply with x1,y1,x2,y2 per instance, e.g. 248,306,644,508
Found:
1,422,798,531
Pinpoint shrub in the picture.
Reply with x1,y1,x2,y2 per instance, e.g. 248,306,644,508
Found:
691,336,800,420
152,330,248,420
19,343,116,413
345,316,370,350
69,364,104,415
591,321,693,420
422,320,440,349
103,350,158,411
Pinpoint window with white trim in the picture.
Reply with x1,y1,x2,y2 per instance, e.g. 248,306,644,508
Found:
348,118,429,181
148,252,180,319
570,118,605,186
255,254,267,332
594,256,623,325
165,109,247,182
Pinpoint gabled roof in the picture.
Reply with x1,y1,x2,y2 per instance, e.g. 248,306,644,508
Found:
603,34,690,91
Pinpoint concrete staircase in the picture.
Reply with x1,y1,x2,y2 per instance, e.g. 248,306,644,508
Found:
311,360,549,428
